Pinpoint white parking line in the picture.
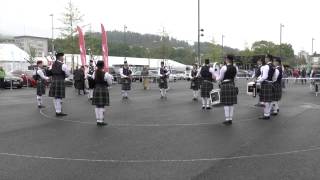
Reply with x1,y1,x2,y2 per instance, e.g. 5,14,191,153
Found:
1,145,320,163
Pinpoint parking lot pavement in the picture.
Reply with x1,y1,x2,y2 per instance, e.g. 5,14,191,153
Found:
0,80,320,180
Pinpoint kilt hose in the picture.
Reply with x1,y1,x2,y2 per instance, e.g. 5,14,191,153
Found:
49,79,66,99
36,80,46,96
159,78,168,89
92,85,110,107
201,80,213,98
190,78,200,91
220,82,238,105
272,82,282,101
121,78,131,91
259,81,274,103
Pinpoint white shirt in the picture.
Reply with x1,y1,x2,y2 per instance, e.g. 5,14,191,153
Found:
196,66,215,79
33,68,49,80
158,67,170,77
216,64,238,81
92,71,113,86
257,63,272,83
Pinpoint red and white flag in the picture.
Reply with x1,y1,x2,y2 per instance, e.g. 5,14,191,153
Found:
101,24,109,72
77,26,87,66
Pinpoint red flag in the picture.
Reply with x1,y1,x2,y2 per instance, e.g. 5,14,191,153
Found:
101,24,109,72
77,26,87,66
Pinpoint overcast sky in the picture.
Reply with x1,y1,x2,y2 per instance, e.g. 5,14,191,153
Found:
1,0,319,54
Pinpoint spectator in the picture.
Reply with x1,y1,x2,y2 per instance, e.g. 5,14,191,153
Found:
141,66,149,90
301,68,307,84
293,68,300,83
0,67,5,89
74,66,86,95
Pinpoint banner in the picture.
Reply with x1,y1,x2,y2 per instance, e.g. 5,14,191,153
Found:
77,26,87,66
101,24,109,72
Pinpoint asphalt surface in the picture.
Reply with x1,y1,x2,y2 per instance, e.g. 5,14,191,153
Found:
0,79,320,180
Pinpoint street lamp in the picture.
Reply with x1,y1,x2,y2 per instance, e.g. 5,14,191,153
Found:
312,38,315,55
221,35,225,61
49,14,54,54
124,25,128,60
279,23,284,58
197,0,204,65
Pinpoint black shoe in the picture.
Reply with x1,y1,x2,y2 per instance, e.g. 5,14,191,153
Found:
97,122,107,126
271,112,278,116
38,105,45,109
277,109,280,113
100,122,107,126
56,112,67,117
223,121,232,125
206,107,211,110
259,116,270,120
202,106,205,110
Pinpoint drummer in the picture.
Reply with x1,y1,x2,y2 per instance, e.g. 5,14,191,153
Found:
216,54,238,125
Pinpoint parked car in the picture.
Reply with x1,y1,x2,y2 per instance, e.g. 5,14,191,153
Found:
3,73,23,89
11,70,37,87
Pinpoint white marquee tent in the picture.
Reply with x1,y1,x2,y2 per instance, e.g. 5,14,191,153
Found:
0,44,29,72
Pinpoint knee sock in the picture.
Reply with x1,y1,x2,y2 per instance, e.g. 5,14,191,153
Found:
202,98,206,107
224,106,230,120
95,108,99,121
55,99,62,113
206,98,211,107
264,102,271,117
229,106,234,120
37,96,42,106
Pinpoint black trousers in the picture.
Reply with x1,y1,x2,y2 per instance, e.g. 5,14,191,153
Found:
0,78,4,88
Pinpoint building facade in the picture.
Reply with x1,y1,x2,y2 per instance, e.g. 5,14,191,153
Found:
14,36,48,57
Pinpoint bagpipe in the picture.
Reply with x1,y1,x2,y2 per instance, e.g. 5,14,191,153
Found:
247,81,261,97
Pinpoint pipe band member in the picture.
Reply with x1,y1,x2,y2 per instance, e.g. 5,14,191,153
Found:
87,60,95,100
33,60,49,108
197,59,215,110
158,61,170,99
256,54,275,120
253,56,265,107
120,60,132,100
217,55,238,125
92,61,113,126
271,57,282,115
190,63,200,101
48,52,70,117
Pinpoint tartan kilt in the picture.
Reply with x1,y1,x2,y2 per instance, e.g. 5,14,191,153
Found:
272,83,282,101
259,82,274,102
220,82,238,105
190,78,200,90
88,78,95,89
201,80,213,98
49,80,66,99
159,78,168,89
92,85,110,106
36,80,46,96
74,80,85,90
121,78,131,91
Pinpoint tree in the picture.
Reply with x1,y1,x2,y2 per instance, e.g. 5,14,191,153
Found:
59,0,84,70
26,46,36,65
